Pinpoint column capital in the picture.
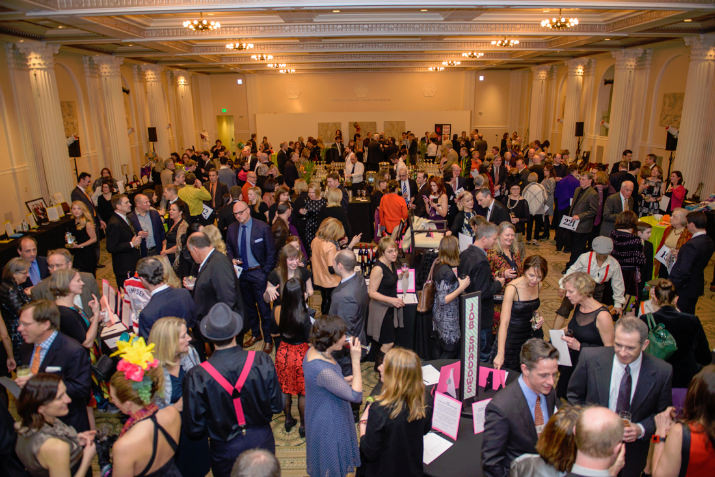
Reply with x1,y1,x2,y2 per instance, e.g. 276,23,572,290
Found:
684,34,715,61
172,70,192,86
13,41,59,70
94,55,124,77
530,64,553,80
611,48,644,70
141,64,164,83
565,58,593,77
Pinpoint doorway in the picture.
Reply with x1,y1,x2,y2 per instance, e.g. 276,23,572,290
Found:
216,115,235,152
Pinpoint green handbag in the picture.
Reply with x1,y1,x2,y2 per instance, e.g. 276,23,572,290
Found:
645,313,677,360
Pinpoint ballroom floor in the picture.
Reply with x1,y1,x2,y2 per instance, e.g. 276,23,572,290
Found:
91,233,714,476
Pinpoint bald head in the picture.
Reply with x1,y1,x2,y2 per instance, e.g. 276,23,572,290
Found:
620,180,634,199
575,407,623,459
334,249,357,277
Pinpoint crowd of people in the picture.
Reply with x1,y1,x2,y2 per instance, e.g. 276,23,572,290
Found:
0,128,713,477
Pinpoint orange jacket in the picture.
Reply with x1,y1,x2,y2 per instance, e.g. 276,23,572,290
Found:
379,193,408,234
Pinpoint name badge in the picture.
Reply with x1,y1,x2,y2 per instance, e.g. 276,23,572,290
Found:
255,238,264,243
46,366,62,373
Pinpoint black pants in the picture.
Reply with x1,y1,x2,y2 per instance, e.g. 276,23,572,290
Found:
677,295,698,315
315,285,334,315
526,215,543,241
239,269,273,340
567,232,590,269
554,209,570,251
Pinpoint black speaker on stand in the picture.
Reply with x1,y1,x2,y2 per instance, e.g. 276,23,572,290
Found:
68,138,81,181
574,121,584,161
665,131,678,177
147,127,157,156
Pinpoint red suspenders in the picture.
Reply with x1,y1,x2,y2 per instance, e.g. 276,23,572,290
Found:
200,351,255,430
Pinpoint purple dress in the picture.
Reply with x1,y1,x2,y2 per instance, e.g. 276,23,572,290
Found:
303,357,362,477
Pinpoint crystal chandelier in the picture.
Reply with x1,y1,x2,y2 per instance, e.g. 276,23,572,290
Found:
266,63,287,69
541,10,579,30
279,68,296,74
428,66,445,72
442,60,461,67
251,54,273,61
491,38,519,47
462,52,484,59
226,41,253,50
183,15,220,32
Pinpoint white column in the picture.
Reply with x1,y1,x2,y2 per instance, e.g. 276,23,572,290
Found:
561,59,588,156
174,71,198,150
83,56,108,174
675,34,715,195
627,50,652,162
94,56,132,177
579,59,596,157
605,48,647,165
507,69,527,136
528,65,553,144
13,41,75,200
141,64,171,159
196,73,216,150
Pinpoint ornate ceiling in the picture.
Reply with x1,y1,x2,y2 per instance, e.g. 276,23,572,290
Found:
1,1,713,74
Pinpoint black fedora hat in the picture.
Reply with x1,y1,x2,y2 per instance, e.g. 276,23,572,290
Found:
200,303,243,341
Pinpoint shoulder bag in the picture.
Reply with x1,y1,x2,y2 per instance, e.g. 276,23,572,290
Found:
417,258,439,313
645,313,677,360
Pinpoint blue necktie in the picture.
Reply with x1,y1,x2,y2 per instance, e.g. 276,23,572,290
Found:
29,261,40,285
240,225,249,267
402,181,409,204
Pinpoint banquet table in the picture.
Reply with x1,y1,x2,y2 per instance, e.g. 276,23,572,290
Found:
0,216,73,266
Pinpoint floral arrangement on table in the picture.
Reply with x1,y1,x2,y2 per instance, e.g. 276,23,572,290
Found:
111,334,159,404
299,159,315,183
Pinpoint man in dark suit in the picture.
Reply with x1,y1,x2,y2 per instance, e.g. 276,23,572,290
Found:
71,171,102,228
226,201,276,353
475,188,510,225
128,193,165,257
366,134,383,172
105,194,141,289
412,171,431,218
567,317,672,477
482,339,559,477
16,300,91,432
326,173,349,213
566,173,599,269
490,155,508,197
275,142,289,175
396,166,418,206
186,231,243,323
567,407,626,477
283,152,300,189
218,186,242,239
31,248,100,318
458,219,505,361
474,134,488,159
669,211,715,314
329,250,368,343
136,257,196,339
204,168,229,214
600,181,635,237
17,236,49,287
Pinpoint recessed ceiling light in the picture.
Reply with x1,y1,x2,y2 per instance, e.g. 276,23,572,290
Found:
604,38,611,41
332,9,340,13
420,9,428,12
57,25,64,29
683,18,692,22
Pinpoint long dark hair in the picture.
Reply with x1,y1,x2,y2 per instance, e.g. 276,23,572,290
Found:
278,277,309,340
17,373,62,429
682,364,715,448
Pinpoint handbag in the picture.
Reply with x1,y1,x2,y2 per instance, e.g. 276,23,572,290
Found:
91,354,116,382
417,258,438,313
645,313,677,360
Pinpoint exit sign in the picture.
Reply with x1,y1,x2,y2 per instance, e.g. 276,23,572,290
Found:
221,108,227,113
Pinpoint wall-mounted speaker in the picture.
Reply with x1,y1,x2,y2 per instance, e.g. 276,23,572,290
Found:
68,139,81,158
575,122,584,137
148,127,158,143
665,131,678,151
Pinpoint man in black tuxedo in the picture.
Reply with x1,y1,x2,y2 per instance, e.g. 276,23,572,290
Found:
490,155,508,197
366,133,383,172
412,170,431,218
475,188,510,225
105,194,141,289
186,231,243,325
17,236,49,287
276,142,289,175
600,181,635,237
217,186,241,239
458,219,505,361
566,173,599,269
226,201,276,353
396,166,418,206
567,317,672,477
669,211,715,314
567,407,626,477
482,339,559,477
16,300,91,432
71,171,103,229
136,257,196,339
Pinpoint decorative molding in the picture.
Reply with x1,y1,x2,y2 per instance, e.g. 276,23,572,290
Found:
684,34,715,61
531,64,553,80
94,55,124,77
612,48,645,70
141,63,163,83
14,41,59,70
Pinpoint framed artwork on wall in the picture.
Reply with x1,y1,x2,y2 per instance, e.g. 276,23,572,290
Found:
25,198,49,224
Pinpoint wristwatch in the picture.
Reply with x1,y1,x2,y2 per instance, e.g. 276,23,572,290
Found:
651,434,666,443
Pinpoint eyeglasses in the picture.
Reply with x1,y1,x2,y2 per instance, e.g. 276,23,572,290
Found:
234,208,249,216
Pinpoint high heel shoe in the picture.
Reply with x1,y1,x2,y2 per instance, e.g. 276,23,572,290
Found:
284,416,297,432
299,426,305,438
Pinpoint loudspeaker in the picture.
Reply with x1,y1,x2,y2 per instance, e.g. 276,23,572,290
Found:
147,127,157,142
575,122,584,137
665,131,678,151
68,138,81,158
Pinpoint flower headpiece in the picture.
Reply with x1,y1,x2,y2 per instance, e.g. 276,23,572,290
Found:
111,334,159,404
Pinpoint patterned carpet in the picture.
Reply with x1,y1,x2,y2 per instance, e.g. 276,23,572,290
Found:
90,233,715,476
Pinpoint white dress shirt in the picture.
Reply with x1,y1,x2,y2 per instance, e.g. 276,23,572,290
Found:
345,160,364,184
608,353,642,411
559,252,626,308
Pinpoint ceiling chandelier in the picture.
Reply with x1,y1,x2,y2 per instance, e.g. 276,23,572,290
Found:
279,68,296,74
462,52,484,59
251,54,273,61
428,66,445,72
183,14,220,32
226,41,253,50
491,38,519,47
541,9,579,30
266,63,287,69
442,60,461,67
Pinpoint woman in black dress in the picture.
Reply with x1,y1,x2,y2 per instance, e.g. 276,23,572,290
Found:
298,182,326,257
556,271,615,398
247,186,269,222
493,255,547,371
160,201,188,267
0,258,30,372
318,187,352,238
67,201,98,275
505,183,530,236
96,181,115,226
50,269,100,350
367,237,405,370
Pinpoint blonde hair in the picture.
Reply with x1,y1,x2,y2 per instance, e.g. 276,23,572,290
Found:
308,182,322,196
248,186,263,208
326,187,343,207
155,254,181,288
202,224,226,254
563,271,596,297
148,317,186,368
48,268,79,298
376,347,426,421
71,200,95,230
376,236,397,258
316,217,345,242
293,179,308,195
494,221,517,256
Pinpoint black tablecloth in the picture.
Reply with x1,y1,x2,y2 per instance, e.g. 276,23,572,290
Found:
423,359,520,477
396,304,433,360
348,200,373,241
0,217,73,266
127,182,156,203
